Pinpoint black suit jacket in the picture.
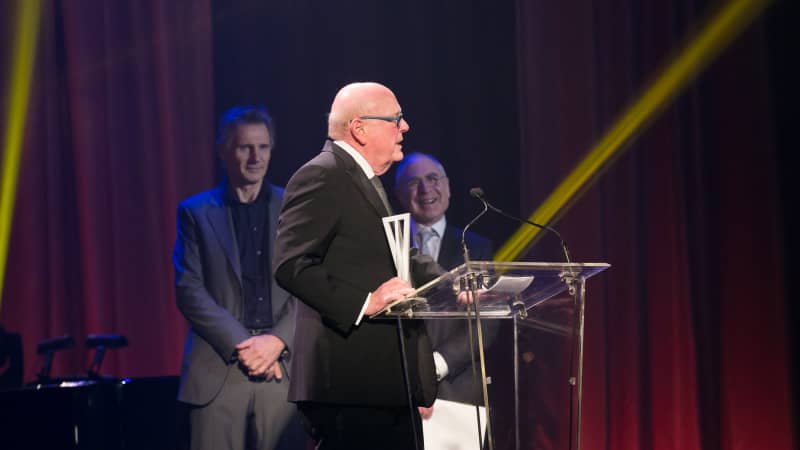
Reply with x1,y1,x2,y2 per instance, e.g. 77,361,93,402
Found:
273,141,443,407
427,224,498,405
173,182,296,405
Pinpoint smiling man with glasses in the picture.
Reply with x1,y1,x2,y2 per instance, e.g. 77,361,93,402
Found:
393,152,496,448
395,153,451,228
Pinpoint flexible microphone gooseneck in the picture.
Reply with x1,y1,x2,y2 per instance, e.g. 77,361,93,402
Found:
469,187,573,266
461,192,489,266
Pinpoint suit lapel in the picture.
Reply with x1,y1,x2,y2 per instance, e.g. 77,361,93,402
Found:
328,142,389,217
207,188,242,281
439,226,464,270
357,174,391,217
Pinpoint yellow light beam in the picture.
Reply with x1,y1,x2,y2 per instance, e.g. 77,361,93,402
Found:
0,0,42,311
495,0,771,262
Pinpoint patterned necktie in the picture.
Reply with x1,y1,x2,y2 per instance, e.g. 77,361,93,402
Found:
369,176,393,215
416,226,436,257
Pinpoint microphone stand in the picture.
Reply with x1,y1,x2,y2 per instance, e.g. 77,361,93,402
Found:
461,201,494,450
471,188,583,450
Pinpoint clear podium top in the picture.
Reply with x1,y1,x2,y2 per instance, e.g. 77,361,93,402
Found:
376,261,609,319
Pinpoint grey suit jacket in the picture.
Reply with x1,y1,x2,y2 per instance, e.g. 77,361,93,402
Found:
173,182,296,405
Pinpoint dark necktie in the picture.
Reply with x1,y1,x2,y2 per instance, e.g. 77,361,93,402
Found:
370,176,393,215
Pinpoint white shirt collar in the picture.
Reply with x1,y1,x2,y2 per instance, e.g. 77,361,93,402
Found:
413,216,447,237
334,140,375,179
430,216,446,237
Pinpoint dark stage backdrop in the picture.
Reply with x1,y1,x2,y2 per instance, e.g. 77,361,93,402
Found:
211,0,522,245
0,1,793,450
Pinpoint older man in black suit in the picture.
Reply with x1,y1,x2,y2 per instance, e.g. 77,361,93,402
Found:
173,106,299,450
274,82,443,449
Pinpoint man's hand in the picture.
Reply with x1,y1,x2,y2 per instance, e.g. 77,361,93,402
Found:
418,406,434,420
365,277,415,316
236,334,285,381
457,288,486,305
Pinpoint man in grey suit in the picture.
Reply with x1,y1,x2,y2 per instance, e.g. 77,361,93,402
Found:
173,106,298,450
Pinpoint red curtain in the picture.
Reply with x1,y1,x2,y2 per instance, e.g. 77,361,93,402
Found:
515,1,792,450
0,0,214,381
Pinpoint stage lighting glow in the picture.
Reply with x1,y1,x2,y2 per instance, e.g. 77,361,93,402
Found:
0,0,42,310
495,0,770,262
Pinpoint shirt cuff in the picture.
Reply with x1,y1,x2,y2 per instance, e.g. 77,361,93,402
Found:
354,292,371,326
433,351,449,381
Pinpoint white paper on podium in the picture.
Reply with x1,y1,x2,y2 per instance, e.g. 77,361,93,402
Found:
484,275,534,295
422,399,486,450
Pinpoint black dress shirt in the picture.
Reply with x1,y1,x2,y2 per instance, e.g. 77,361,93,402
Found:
226,182,273,330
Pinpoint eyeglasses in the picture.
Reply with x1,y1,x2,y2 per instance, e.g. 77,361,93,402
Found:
405,174,447,190
358,113,404,127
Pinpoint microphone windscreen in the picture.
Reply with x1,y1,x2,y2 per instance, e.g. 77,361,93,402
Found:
469,187,485,198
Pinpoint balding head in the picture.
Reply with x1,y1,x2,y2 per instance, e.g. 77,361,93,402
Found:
327,82,410,176
328,82,394,139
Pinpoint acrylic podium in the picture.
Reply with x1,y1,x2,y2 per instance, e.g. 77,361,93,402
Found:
376,261,609,450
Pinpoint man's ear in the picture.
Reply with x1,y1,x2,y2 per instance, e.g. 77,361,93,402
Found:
350,118,368,146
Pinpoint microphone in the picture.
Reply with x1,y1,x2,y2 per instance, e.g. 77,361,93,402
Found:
469,187,484,199
36,335,75,354
469,187,573,266
86,334,128,349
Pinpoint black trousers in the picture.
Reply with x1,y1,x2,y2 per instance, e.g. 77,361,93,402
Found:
297,402,423,450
